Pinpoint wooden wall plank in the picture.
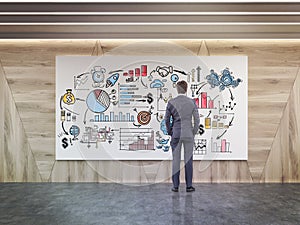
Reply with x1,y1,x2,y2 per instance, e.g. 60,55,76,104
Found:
50,160,124,183
211,161,229,183
0,60,41,182
280,104,290,182
139,161,161,184
261,108,286,182
207,161,253,183
119,161,142,183
205,40,300,67
0,62,5,182
261,69,300,183
0,40,97,181
100,40,202,56
87,161,110,183
49,161,70,182
194,161,213,183
3,81,17,181
50,161,104,182
153,161,172,183
91,40,104,56
27,144,42,182
14,115,28,182
287,70,300,182
95,161,122,183
67,161,99,182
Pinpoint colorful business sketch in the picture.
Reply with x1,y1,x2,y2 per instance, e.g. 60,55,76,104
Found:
56,56,248,160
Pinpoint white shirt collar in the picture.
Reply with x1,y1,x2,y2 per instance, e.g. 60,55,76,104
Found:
178,93,187,96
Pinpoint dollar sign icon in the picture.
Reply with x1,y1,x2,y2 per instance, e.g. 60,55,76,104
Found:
147,93,154,104
66,95,72,103
62,137,69,149
198,124,205,136
63,89,75,105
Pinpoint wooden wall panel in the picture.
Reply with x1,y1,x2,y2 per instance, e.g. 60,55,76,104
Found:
142,161,172,183
50,161,119,183
261,69,300,183
68,161,98,182
3,71,17,181
0,40,299,183
100,40,202,56
0,62,5,182
26,142,41,182
50,160,172,184
0,62,41,182
205,40,300,67
287,71,300,182
0,40,97,181
194,161,213,183
190,161,253,183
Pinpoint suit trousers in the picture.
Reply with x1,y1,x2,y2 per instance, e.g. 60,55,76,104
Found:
170,137,194,188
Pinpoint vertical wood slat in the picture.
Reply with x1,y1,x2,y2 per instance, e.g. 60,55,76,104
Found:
0,62,4,182
3,73,16,181
0,61,41,182
0,40,98,181
288,69,300,182
261,69,300,183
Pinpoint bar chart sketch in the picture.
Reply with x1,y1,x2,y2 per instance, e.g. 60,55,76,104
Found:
91,112,135,122
211,138,231,153
120,128,155,151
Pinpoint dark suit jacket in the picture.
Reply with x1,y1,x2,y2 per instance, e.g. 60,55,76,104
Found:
165,95,200,139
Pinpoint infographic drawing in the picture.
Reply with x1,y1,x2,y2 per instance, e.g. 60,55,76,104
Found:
56,56,248,160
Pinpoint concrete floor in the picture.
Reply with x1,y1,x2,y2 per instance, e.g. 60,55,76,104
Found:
0,183,299,225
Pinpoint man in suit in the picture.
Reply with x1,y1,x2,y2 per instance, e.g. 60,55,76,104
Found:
165,80,200,192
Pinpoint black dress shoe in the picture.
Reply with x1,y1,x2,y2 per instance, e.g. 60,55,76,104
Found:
186,186,195,192
172,187,179,192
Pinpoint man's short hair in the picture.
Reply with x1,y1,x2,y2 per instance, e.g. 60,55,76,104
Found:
176,80,188,94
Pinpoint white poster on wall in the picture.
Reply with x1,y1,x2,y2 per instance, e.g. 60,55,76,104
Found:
56,56,248,160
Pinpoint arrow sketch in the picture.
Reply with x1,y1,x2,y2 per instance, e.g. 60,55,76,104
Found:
83,109,88,125
61,122,68,135
217,130,227,140
229,116,234,126
196,82,207,95
229,89,234,101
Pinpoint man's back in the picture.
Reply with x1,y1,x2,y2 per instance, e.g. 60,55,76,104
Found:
165,80,199,192
165,95,200,138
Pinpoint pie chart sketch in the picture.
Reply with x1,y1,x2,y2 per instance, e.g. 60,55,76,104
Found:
86,89,110,113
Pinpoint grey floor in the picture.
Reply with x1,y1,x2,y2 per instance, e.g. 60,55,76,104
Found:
0,183,299,225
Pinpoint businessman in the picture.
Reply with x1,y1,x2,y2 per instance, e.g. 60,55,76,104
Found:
165,80,200,192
